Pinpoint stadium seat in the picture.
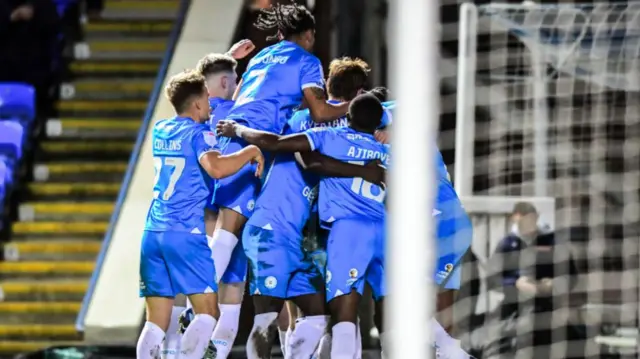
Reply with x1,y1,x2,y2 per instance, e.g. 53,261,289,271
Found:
0,83,36,122
0,121,25,168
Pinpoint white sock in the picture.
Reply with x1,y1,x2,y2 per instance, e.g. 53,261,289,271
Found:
210,229,239,281
315,333,331,359
285,315,328,359
137,321,165,359
431,317,458,349
278,328,287,356
180,314,216,359
210,303,242,359
246,312,279,359
285,328,293,354
355,318,362,359
331,322,357,359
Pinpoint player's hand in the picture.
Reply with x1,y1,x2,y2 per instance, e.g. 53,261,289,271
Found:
10,5,33,21
227,39,256,60
247,145,265,178
216,120,237,138
363,159,387,189
374,129,390,144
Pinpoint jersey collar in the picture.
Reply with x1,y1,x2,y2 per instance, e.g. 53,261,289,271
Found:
209,97,225,111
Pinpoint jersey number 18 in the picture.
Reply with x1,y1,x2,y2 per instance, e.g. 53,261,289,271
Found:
153,156,186,200
348,161,386,203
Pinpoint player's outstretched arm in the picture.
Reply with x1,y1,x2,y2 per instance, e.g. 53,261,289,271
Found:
216,120,312,153
295,152,386,187
199,145,264,179
303,87,350,123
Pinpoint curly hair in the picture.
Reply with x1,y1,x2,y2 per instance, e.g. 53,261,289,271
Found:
254,3,315,41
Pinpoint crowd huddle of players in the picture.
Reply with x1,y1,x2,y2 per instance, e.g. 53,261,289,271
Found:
136,3,474,359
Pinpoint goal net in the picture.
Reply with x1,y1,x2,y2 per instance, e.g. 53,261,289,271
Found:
452,2,640,358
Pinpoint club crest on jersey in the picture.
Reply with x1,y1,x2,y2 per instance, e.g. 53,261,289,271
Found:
203,131,217,147
349,268,358,278
264,276,277,289
445,263,454,272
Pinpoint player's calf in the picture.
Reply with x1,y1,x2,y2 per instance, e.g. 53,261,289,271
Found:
210,281,245,359
137,297,174,359
328,291,361,359
180,293,218,359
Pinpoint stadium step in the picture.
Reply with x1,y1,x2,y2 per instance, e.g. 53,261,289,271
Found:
26,182,120,200
3,241,101,261
0,302,81,324
0,280,88,301
102,0,180,20
1,0,176,354
12,222,108,237
0,262,94,279
0,324,79,340
84,19,174,38
0,341,83,355
18,202,113,222
79,38,167,60
38,140,134,160
60,79,155,101
70,60,160,77
32,162,128,182
56,100,148,117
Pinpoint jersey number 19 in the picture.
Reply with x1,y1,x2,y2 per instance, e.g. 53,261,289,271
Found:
153,156,186,200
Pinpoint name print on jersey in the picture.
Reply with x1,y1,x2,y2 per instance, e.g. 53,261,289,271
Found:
154,139,182,151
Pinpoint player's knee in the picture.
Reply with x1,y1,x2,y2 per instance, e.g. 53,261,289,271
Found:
217,208,247,235
218,282,245,305
188,293,220,319
292,293,326,317
144,297,174,332
328,290,360,323
253,295,284,315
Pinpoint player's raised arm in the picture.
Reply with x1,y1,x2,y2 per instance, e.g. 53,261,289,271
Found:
303,86,350,123
295,152,386,187
216,120,312,153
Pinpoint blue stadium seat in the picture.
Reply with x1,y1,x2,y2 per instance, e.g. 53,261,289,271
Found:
0,83,36,122
0,121,25,170
53,0,77,17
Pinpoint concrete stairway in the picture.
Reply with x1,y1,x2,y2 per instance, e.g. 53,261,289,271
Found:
0,0,180,355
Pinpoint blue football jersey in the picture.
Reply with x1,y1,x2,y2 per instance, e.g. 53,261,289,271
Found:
304,127,389,222
145,117,219,234
248,108,345,236
208,97,235,128
227,40,325,134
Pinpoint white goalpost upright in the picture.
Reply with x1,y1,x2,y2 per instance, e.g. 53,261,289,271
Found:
388,0,439,358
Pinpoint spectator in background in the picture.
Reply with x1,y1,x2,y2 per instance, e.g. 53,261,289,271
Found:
0,0,60,119
485,202,577,358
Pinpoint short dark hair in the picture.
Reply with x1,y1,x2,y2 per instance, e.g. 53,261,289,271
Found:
254,3,315,41
348,93,383,131
369,86,390,102
196,53,237,77
327,57,370,101
165,70,206,113
512,202,538,216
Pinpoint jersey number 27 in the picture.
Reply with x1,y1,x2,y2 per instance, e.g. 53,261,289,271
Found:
349,161,386,203
153,156,185,200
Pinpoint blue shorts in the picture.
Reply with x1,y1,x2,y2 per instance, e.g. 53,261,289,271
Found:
139,230,217,297
243,223,323,299
325,218,385,302
212,138,261,217
220,239,247,284
433,200,473,290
